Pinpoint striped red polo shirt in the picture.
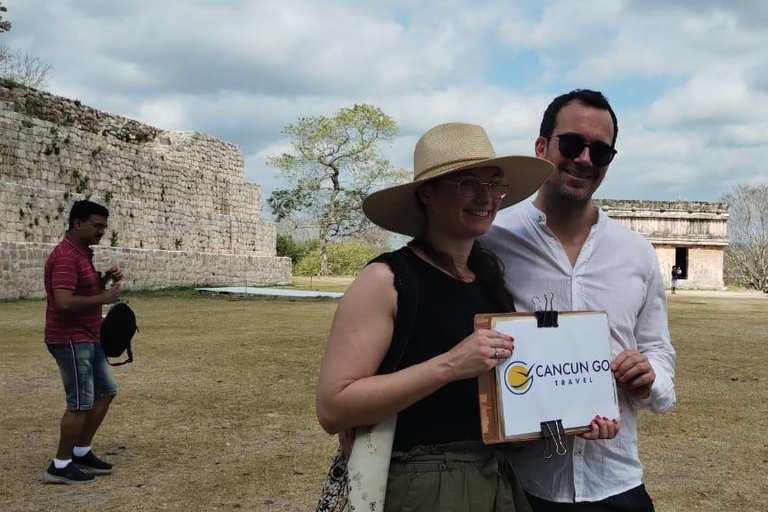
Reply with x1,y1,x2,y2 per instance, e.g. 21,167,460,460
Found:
44,235,102,344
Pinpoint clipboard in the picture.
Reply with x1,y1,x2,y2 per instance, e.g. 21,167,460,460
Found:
475,310,620,445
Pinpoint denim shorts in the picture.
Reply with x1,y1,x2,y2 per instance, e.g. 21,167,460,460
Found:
47,342,118,411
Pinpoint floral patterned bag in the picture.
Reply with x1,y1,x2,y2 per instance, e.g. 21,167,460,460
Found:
316,417,398,512
315,446,349,512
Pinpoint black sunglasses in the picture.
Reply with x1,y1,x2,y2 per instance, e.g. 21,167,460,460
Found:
548,132,617,167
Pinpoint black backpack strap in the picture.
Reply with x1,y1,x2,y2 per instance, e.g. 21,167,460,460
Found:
107,340,134,366
370,249,419,375
107,350,132,366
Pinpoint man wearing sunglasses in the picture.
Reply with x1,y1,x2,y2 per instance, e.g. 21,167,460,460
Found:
483,89,676,511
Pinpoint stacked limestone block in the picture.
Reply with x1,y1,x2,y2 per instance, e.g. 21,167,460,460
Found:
0,80,291,299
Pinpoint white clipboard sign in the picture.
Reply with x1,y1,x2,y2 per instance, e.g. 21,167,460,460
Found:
476,310,620,444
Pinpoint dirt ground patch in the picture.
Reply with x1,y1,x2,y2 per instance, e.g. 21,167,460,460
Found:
0,293,765,511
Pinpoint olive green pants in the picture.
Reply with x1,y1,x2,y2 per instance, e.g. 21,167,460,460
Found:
384,441,532,512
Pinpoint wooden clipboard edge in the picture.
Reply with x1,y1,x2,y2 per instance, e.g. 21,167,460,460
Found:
475,313,503,444
475,310,612,444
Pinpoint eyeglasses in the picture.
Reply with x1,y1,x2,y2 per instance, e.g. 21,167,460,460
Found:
442,176,510,201
84,221,108,232
548,132,617,167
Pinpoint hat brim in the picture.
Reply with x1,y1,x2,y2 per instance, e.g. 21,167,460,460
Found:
363,156,554,237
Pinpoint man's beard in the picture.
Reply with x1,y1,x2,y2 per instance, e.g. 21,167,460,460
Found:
555,180,594,206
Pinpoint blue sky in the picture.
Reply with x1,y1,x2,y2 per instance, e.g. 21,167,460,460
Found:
3,0,768,215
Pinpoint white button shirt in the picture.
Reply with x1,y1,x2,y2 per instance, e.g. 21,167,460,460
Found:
482,202,677,503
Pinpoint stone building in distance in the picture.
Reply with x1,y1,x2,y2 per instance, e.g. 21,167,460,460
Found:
0,80,731,298
595,199,729,290
0,79,291,299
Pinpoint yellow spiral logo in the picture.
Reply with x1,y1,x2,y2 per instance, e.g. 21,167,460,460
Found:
504,361,535,395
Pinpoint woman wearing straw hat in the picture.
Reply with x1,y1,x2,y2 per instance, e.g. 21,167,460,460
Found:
316,123,553,511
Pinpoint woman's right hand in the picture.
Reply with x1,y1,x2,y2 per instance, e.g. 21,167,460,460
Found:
440,329,514,381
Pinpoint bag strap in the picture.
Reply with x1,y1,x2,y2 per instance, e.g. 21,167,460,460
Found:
107,342,133,366
371,248,419,375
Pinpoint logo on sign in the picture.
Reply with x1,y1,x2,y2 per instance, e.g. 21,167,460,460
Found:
503,360,536,395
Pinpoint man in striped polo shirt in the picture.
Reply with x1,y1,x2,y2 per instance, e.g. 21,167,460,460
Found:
43,200,124,484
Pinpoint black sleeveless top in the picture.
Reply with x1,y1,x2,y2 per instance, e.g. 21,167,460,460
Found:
392,248,505,451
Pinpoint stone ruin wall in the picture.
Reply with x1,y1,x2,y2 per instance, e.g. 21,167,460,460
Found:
595,199,729,289
653,246,725,290
0,80,291,299
594,199,729,245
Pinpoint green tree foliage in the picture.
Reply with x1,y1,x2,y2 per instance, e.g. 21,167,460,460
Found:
721,183,768,290
294,241,379,276
275,234,317,265
268,104,406,276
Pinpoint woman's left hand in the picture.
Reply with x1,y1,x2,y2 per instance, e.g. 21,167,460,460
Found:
440,329,514,381
580,415,619,440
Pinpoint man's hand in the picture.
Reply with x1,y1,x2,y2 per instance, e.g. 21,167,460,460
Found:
611,349,655,399
104,266,123,283
101,284,120,304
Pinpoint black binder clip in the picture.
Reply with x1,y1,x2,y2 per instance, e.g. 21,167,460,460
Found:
534,292,558,328
541,419,567,458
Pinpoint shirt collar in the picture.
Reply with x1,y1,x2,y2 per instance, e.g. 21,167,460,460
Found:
524,201,606,230
63,234,94,257
523,201,546,224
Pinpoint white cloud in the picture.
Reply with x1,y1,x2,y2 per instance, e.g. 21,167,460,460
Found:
647,72,766,127
22,0,490,97
2,0,766,207
136,97,189,130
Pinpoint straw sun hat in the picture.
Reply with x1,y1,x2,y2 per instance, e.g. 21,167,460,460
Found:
362,122,554,237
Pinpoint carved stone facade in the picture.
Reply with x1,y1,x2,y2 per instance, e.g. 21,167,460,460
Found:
0,79,291,299
595,199,729,290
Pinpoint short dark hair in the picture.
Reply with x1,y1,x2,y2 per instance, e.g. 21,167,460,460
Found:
539,89,618,147
68,200,109,230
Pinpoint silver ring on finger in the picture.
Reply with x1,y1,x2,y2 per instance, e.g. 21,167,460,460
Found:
493,348,499,359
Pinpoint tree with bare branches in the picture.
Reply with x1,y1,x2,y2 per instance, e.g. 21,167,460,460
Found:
721,183,768,290
268,104,406,276
0,2,51,89
0,46,51,88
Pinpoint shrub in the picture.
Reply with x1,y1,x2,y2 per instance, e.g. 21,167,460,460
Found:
276,234,317,265
294,241,379,276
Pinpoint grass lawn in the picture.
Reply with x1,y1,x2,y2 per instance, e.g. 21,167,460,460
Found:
0,292,765,511
278,276,354,293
